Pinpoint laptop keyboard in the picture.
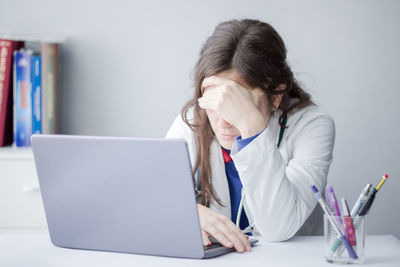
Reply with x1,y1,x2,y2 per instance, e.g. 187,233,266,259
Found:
204,237,258,251
204,241,224,250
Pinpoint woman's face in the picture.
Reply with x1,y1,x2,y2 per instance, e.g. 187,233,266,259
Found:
204,69,271,150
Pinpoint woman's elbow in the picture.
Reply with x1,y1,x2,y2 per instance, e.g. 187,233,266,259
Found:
255,209,307,242
257,224,297,242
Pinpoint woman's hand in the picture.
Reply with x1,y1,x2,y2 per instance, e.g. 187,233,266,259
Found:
197,204,251,253
198,75,269,139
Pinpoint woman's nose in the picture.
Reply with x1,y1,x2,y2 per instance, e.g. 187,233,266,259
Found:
216,117,232,129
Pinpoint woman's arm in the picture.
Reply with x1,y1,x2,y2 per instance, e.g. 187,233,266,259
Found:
165,112,251,252
231,109,335,241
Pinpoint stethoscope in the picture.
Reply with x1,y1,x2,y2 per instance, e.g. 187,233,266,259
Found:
196,114,287,235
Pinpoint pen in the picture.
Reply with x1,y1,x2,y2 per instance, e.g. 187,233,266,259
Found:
311,185,358,259
325,185,341,216
331,183,371,252
341,198,356,246
350,183,372,217
325,185,346,234
358,174,388,216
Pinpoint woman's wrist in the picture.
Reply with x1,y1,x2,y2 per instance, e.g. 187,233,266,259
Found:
239,111,268,139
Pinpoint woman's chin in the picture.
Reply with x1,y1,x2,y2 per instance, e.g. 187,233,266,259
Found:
217,138,235,150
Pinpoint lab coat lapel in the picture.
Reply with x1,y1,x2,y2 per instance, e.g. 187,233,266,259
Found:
268,112,280,145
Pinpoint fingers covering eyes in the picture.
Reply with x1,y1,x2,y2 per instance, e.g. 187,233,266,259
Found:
202,76,235,89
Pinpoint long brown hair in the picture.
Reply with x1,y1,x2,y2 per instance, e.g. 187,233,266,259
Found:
181,19,312,207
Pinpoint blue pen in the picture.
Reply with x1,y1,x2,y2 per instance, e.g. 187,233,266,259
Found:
311,185,358,259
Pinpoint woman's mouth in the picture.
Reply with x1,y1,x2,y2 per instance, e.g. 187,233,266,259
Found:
218,133,237,140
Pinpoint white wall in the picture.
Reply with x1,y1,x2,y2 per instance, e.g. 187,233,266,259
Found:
1,0,399,238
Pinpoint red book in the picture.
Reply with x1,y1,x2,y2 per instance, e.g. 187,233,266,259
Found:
0,39,23,147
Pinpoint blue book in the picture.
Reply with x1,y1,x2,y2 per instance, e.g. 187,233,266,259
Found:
13,49,33,147
31,55,42,134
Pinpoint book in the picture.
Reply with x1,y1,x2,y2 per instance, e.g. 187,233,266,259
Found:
0,39,23,147
13,49,33,147
41,43,59,134
31,54,42,134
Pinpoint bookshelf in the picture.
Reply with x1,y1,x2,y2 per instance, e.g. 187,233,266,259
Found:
0,34,64,232
0,146,33,160
0,34,65,43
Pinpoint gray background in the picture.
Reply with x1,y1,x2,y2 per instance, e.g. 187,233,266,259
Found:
1,0,399,238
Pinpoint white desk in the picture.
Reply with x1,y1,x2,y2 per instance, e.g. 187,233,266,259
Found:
1,232,399,266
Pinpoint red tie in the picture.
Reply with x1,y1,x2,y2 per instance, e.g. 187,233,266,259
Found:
222,148,232,163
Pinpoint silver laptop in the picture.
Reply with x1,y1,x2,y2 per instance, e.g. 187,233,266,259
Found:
31,134,257,259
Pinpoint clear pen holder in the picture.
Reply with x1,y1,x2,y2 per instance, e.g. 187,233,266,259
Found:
324,215,366,264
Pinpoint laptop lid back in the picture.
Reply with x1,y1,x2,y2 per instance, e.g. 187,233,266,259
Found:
31,134,205,258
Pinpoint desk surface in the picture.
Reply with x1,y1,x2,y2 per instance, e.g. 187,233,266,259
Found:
1,232,400,267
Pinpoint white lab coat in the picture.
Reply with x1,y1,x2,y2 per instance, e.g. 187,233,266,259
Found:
165,102,335,241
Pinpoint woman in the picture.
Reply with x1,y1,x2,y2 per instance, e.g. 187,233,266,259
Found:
166,19,335,253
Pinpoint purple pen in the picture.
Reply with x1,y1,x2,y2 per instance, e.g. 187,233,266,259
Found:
325,185,341,216
312,185,358,259
326,185,346,233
